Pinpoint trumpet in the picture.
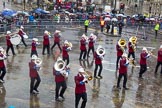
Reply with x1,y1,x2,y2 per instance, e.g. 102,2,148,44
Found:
118,38,127,52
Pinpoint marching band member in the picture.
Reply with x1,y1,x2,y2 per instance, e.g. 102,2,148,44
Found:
128,39,136,60
30,38,39,57
6,31,16,56
42,30,50,55
94,46,104,79
79,34,88,61
87,33,95,59
139,47,150,79
116,43,124,71
117,53,129,90
74,67,87,108
155,45,162,74
53,59,70,101
62,40,71,66
16,26,27,48
29,55,41,94
0,47,7,83
51,30,62,52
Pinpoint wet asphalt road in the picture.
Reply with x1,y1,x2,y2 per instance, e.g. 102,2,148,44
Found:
0,27,162,108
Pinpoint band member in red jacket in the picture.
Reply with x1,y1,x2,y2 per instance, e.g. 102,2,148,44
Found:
117,53,129,90
94,45,104,79
0,47,6,83
53,58,70,101
16,26,27,48
79,34,88,61
29,55,41,94
31,38,39,57
62,40,71,66
74,67,87,108
6,31,16,56
155,45,162,74
42,30,50,55
128,39,135,60
87,33,96,59
51,30,62,52
139,47,150,78
116,43,124,70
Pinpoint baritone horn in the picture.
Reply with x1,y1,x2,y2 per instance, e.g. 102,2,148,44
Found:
118,38,126,52
96,45,105,56
129,36,137,51
54,57,66,71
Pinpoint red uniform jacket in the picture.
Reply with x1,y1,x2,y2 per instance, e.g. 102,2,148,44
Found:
18,29,24,37
62,45,69,58
0,54,5,68
54,33,60,43
43,35,50,45
128,42,134,53
74,74,86,94
53,68,66,83
94,52,102,64
80,39,87,51
6,35,12,46
157,50,162,62
31,41,37,51
29,61,38,78
119,58,127,74
140,52,147,65
116,44,123,57
88,38,94,48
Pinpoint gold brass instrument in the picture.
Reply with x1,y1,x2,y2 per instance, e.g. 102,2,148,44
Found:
67,42,73,50
96,45,105,57
82,34,89,43
54,57,66,71
129,36,137,52
118,38,127,52
34,58,42,66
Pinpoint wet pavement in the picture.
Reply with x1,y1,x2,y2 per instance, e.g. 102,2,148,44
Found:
0,26,162,108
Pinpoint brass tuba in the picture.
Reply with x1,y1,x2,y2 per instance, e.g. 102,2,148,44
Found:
54,57,66,71
118,38,127,52
129,36,137,52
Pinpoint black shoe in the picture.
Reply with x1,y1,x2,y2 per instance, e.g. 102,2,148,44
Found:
94,76,98,79
55,98,62,102
117,86,121,89
0,79,5,83
123,87,129,90
98,76,103,79
34,89,39,93
6,54,10,56
60,96,65,101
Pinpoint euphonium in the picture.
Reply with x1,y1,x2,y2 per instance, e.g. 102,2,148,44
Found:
54,57,66,71
96,45,105,57
129,36,137,52
118,38,126,52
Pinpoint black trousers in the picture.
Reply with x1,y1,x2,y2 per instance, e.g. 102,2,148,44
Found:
87,47,94,57
6,45,15,55
94,64,103,77
116,56,122,70
63,56,69,66
0,67,6,80
139,64,147,77
117,73,127,88
51,42,62,51
119,28,122,35
79,50,87,60
42,44,50,55
100,26,104,32
128,52,135,59
155,61,162,74
75,92,87,108
55,81,67,99
16,37,27,47
30,75,41,93
31,50,38,57
85,26,88,34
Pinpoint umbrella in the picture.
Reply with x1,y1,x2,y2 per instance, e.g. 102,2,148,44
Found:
117,14,126,17
16,11,30,16
132,14,138,18
2,9,16,16
104,17,110,21
150,18,155,21
111,18,118,21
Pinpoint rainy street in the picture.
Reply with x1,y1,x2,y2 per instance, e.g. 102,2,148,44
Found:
0,25,162,108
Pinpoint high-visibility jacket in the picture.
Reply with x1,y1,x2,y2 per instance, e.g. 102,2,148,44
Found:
84,20,89,26
154,24,160,30
100,20,105,26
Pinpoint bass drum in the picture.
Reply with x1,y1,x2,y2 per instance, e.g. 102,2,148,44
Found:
10,34,21,45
